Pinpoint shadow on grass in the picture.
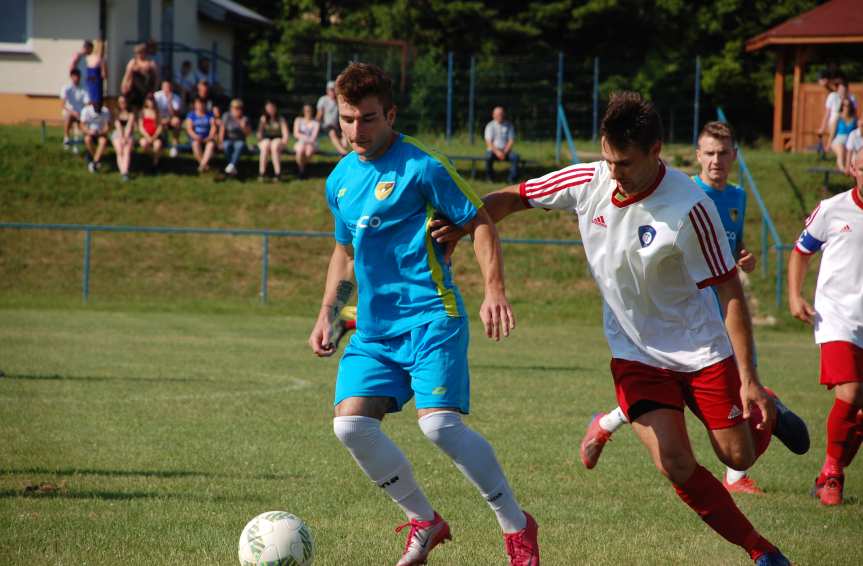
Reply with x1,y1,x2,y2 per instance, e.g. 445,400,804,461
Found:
1,488,268,503
3,373,217,383
0,466,306,482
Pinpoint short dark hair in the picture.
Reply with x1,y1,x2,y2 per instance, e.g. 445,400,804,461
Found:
698,121,735,146
70,68,81,78
600,91,663,153
335,62,394,111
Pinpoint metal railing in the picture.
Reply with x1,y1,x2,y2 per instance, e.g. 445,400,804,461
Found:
716,107,788,307
0,222,583,305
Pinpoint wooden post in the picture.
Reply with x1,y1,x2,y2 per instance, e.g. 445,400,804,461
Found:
790,47,805,152
772,50,785,152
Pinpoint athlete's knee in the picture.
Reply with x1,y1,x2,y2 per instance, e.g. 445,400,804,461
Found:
419,411,470,457
655,449,697,484
333,415,380,449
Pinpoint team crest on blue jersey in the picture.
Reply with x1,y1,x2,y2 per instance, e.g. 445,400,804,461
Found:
729,208,739,223
374,181,396,201
638,225,657,248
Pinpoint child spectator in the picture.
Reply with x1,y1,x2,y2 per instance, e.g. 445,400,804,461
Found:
219,99,251,177
186,97,216,173
111,95,135,181
154,80,184,157
80,98,110,173
60,68,89,151
138,95,163,171
831,98,857,173
316,80,348,155
257,100,290,181
70,39,107,111
293,103,320,179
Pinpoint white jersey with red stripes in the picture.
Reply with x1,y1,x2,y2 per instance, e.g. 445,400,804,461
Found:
519,160,738,371
794,188,863,348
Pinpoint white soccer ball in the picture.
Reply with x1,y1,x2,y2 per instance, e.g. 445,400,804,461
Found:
238,511,315,566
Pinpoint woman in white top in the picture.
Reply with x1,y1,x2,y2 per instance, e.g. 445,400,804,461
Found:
293,104,320,180
111,95,135,181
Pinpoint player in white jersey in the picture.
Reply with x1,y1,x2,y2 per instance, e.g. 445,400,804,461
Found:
432,92,791,565
579,121,809,496
789,146,863,506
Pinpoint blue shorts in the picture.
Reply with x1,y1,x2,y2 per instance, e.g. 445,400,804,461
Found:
334,316,471,414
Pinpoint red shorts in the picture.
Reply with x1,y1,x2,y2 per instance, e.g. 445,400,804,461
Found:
611,357,745,430
820,341,863,387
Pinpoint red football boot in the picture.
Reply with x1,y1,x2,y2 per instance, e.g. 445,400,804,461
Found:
504,511,540,566
580,413,613,469
395,512,451,566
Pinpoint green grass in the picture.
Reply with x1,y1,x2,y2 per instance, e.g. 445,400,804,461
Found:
0,309,860,565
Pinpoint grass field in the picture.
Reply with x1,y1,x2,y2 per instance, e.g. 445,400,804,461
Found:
1,309,861,565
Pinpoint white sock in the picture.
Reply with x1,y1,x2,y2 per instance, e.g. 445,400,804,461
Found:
725,467,748,484
419,411,527,533
599,406,628,433
333,416,435,521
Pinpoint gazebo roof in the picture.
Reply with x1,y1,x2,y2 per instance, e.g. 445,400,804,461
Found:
746,0,863,52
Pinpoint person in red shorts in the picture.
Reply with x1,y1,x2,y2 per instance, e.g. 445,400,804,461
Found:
789,145,863,506
433,92,797,565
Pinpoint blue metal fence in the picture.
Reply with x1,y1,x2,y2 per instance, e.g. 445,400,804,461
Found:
0,222,583,305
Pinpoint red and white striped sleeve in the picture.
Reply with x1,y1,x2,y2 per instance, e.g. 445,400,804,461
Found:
518,163,597,210
679,198,738,288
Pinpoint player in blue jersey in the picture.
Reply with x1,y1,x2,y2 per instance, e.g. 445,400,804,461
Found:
307,63,539,566
579,121,808,494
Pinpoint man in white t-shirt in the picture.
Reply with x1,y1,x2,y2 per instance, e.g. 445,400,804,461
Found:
316,81,348,155
60,68,89,149
484,106,519,183
433,92,792,566
80,99,111,173
154,80,184,156
789,146,863,507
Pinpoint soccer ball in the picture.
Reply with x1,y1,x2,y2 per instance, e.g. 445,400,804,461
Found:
238,511,314,566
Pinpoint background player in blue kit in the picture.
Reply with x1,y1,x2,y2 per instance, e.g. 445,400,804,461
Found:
579,121,808,495
307,63,540,566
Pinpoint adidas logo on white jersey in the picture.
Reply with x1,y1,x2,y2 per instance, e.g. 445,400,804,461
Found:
592,215,607,228
728,405,742,420
840,224,852,233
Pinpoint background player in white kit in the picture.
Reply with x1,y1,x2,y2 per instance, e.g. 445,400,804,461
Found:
788,146,863,506
579,121,809,495
433,92,791,565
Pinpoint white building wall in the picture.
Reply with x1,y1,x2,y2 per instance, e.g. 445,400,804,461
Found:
0,0,99,96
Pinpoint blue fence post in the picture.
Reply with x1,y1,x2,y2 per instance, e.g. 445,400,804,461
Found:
446,52,454,144
468,55,476,145
82,230,92,303
761,219,769,277
692,55,701,147
260,234,269,304
592,57,599,142
555,52,563,164
775,245,784,308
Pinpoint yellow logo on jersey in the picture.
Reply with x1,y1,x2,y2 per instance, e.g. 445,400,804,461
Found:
729,208,739,223
374,181,395,201
337,187,348,198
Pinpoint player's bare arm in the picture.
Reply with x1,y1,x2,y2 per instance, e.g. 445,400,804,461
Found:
308,243,354,357
460,206,515,340
787,249,816,325
430,184,526,245
715,274,776,431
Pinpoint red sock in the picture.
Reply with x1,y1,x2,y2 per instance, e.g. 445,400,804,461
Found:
824,399,862,473
747,403,772,460
674,465,776,560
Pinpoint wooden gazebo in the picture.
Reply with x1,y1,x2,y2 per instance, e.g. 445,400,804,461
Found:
746,0,863,152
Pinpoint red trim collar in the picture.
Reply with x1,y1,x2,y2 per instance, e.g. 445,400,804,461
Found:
852,187,863,211
611,162,666,208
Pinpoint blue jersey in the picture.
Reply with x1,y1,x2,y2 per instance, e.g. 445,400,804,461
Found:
326,134,482,340
189,111,213,138
692,175,746,259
